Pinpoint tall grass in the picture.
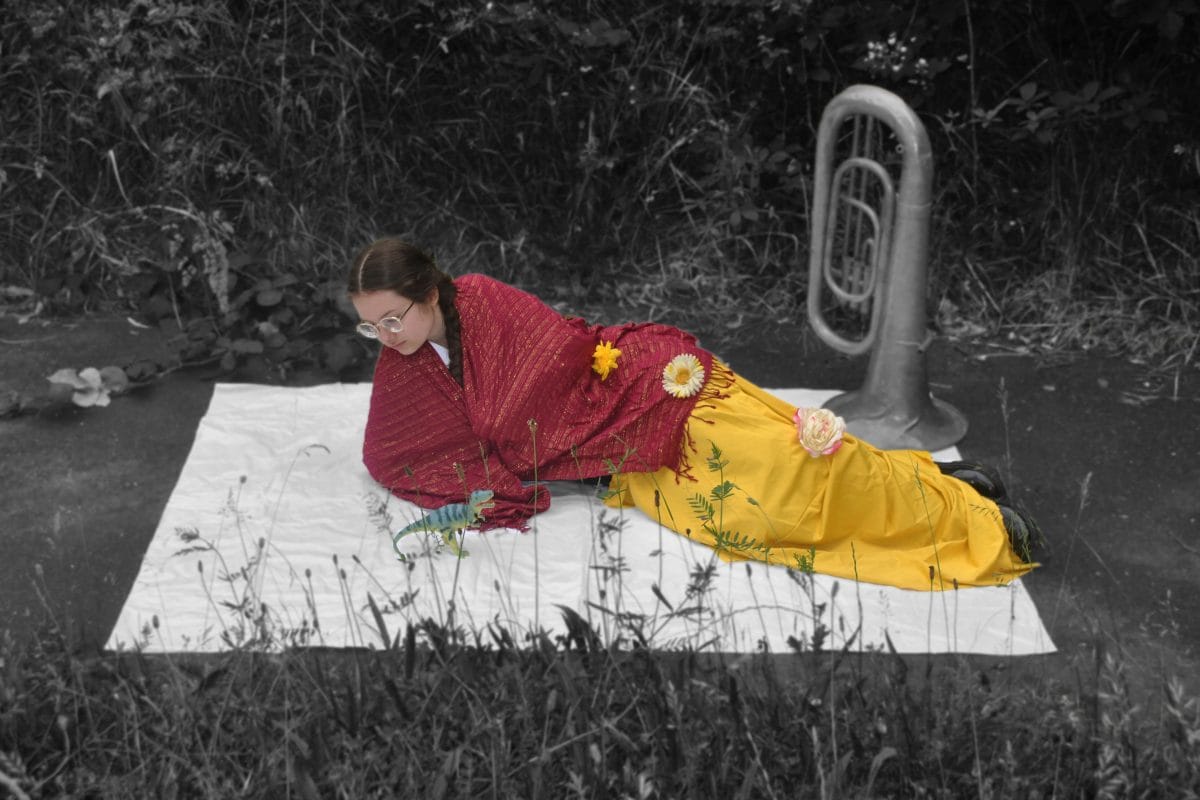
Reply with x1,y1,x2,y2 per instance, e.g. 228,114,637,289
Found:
3,579,1199,797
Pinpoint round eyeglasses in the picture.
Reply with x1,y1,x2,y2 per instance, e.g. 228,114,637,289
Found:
356,299,416,339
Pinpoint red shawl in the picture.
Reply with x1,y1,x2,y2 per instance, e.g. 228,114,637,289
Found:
362,273,720,529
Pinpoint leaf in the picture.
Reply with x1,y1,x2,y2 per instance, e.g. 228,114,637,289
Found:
194,666,230,694
45,381,74,404
705,443,728,472
46,368,85,388
1050,90,1075,109
1160,9,1184,39
256,288,283,306
227,251,258,270
688,493,715,522
366,593,391,649
710,481,736,502
270,309,296,330
713,530,767,556
73,390,107,408
96,75,121,100
240,355,269,380
99,366,129,393
323,337,355,373
864,747,898,796
1018,82,1038,101
649,583,674,611
230,338,264,354
598,26,630,46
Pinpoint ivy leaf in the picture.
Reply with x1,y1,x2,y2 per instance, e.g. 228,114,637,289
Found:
124,359,159,381
256,288,283,306
99,366,129,394
47,368,86,389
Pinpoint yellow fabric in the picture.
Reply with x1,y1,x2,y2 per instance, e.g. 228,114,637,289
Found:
606,370,1035,591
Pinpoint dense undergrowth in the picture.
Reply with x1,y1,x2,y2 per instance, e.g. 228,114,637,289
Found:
1,616,1198,798
2,0,1197,384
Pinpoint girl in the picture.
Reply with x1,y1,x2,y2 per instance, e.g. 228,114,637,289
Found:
350,238,1037,591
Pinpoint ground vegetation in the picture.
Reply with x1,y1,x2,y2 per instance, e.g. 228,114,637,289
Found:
1,0,1196,383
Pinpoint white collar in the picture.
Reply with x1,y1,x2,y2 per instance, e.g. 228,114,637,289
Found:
429,340,450,366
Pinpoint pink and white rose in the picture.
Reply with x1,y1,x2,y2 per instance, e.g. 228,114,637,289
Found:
794,407,846,457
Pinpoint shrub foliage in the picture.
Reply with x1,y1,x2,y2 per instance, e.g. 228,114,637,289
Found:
1,0,1197,375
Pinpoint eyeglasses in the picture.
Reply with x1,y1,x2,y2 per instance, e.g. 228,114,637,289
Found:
355,300,416,339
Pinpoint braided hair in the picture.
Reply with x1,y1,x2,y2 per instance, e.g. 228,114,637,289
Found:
348,238,463,384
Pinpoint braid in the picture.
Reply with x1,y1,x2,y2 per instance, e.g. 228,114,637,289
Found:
438,276,464,385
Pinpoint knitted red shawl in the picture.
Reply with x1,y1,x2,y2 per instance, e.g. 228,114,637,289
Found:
362,273,720,529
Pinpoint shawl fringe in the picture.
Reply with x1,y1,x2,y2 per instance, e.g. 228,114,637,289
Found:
667,360,736,484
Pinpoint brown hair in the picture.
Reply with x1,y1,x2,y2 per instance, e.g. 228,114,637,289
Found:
348,238,463,384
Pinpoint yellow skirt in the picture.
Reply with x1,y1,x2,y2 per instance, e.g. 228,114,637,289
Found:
606,371,1034,591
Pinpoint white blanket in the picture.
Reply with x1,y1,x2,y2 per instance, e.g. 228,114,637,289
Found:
106,383,1056,655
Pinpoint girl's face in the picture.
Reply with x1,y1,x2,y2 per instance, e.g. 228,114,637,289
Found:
351,289,445,355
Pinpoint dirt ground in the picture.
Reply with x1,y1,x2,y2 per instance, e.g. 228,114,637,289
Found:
2,310,1197,686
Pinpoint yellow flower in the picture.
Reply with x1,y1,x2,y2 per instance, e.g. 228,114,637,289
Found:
591,340,621,381
662,353,705,398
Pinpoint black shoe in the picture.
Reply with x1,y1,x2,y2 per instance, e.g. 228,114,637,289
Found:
997,502,1043,563
936,460,1009,501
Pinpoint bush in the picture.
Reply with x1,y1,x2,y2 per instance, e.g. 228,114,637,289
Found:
1,0,1197,372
